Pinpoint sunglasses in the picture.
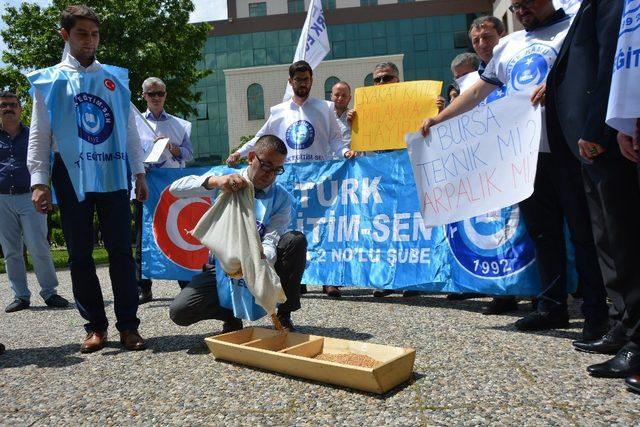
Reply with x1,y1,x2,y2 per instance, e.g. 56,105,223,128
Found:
373,74,397,84
145,91,166,98
255,154,285,175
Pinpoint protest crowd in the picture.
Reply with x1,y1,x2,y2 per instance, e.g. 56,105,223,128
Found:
1,0,639,397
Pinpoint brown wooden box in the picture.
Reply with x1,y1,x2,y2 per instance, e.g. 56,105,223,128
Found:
204,327,416,394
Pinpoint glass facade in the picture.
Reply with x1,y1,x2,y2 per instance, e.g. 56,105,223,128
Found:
322,0,336,9
361,0,378,6
287,0,305,14
192,13,472,160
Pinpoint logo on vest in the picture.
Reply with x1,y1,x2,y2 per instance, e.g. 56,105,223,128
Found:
445,205,535,278
285,120,315,150
104,79,116,91
506,44,558,93
74,93,114,145
153,187,211,270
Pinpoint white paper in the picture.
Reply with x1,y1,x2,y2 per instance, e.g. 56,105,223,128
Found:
144,137,170,164
406,92,542,226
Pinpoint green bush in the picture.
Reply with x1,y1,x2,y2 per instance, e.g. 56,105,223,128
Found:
51,228,65,248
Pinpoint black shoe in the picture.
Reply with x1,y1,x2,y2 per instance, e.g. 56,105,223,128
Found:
625,374,640,393
300,285,308,295
5,298,30,313
138,289,153,304
221,318,243,334
514,310,569,332
587,342,640,378
446,292,485,301
482,297,518,315
277,313,295,332
402,290,420,297
581,318,610,342
573,326,627,354
0,342,4,355
323,286,342,298
373,289,394,298
44,294,69,308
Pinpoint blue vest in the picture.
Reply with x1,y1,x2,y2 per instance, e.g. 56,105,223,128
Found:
28,65,131,201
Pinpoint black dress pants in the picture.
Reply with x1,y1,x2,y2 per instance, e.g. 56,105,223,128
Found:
169,231,307,326
581,144,640,341
519,152,607,322
52,155,139,333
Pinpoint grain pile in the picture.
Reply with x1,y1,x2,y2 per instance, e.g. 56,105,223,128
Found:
314,353,380,368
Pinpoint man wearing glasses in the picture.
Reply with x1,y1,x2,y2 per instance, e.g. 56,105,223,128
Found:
133,77,193,304
169,135,306,332
421,0,608,337
0,92,69,314
227,60,354,165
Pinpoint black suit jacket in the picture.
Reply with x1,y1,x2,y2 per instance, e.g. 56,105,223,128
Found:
546,0,623,161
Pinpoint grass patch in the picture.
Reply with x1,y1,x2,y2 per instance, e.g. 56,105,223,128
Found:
0,247,109,274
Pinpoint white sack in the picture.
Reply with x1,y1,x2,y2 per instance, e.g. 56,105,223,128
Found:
191,181,286,314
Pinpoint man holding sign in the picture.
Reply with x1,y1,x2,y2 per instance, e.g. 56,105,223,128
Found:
419,0,607,336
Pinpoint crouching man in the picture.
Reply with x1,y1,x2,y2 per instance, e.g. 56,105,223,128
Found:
168,135,307,332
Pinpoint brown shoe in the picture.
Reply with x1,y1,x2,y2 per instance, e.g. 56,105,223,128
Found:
80,331,108,353
120,330,147,351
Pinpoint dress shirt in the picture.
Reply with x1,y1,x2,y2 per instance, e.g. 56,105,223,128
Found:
141,109,193,165
28,54,145,188
0,124,30,191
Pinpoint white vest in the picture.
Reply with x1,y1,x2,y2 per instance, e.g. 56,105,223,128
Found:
484,14,572,152
135,111,191,169
606,2,640,136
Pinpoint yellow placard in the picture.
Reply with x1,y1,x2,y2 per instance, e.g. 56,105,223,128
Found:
351,80,443,151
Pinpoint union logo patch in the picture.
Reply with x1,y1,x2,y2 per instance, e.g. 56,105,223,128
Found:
73,93,114,145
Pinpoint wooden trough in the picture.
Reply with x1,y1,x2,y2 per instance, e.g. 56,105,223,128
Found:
205,327,416,394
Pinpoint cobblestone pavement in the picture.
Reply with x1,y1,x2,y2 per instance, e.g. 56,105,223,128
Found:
0,267,638,425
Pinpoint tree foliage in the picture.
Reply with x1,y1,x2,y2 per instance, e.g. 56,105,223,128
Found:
0,0,211,117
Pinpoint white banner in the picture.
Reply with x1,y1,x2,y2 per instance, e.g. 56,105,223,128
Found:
407,93,542,226
606,0,640,136
283,0,330,101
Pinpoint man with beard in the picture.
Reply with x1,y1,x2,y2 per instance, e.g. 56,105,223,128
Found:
0,92,69,313
421,0,607,336
28,5,148,353
227,61,355,165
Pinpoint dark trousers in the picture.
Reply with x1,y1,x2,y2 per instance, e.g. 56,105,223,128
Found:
170,231,307,326
52,156,139,333
581,145,640,341
519,153,607,321
133,199,188,292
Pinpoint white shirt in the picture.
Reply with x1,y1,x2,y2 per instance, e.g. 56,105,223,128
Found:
237,96,346,163
482,11,572,152
168,168,291,266
135,109,193,169
27,54,145,188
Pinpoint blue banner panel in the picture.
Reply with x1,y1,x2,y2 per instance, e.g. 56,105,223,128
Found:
142,152,574,296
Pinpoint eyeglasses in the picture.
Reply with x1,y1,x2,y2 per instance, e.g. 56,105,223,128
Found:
0,102,19,109
292,77,311,84
373,74,397,84
255,154,285,175
145,91,166,98
508,0,535,12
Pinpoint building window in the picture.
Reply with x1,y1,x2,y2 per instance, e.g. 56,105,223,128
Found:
249,2,267,17
196,103,208,120
364,73,374,87
324,76,340,101
288,0,305,13
247,83,264,120
398,0,414,3
360,0,378,6
322,0,336,9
